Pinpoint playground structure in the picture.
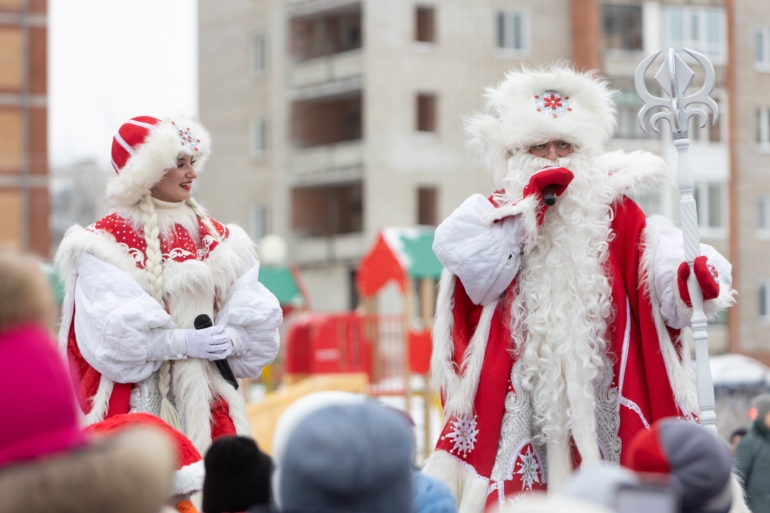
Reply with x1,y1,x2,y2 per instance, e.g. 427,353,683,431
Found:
250,227,443,457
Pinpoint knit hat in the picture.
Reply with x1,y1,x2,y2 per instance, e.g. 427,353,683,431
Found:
202,436,272,513
107,115,211,207
466,64,616,180
623,418,732,513
279,401,414,513
412,471,457,513
0,324,88,469
750,393,770,422
86,412,204,497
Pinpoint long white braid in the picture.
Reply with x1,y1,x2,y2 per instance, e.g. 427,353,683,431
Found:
186,197,224,312
139,194,181,430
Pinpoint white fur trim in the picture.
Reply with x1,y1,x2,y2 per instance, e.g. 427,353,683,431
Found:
207,224,259,304
467,65,616,183
729,471,751,513
173,460,205,496
640,217,700,417
83,375,115,424
211,372,252,437
430,271,498,418
173,358,215,454
106,117,212,207
599,149,675,200
422,450,489,513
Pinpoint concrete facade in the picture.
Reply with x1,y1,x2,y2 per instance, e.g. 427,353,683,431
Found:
198,0,763,355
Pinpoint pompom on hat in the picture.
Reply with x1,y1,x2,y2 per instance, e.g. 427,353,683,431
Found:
466,64,617,180
107,116,211,207
86,412,205,497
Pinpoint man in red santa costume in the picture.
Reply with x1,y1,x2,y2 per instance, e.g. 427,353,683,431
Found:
422,66,735,511
56,116,282,453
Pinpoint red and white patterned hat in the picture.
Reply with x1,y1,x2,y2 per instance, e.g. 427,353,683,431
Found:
86,412,205,497
106,116,211,207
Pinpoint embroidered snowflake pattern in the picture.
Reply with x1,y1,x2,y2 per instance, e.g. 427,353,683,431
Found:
171,120,201,153
534,90,572,118
516,447,541,491
508,493,531,506
442,415,478,458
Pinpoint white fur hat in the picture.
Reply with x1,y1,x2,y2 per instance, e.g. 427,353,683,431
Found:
106,116,212,207
467,64,617,177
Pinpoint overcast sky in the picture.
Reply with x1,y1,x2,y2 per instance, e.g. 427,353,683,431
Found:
49,0,198,169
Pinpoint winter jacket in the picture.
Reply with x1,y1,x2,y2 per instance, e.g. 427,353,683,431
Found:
735,419,770,513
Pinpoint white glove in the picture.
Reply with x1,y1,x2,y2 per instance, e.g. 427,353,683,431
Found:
184,325,233,360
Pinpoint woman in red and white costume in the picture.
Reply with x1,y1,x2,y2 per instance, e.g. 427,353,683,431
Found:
56,116,282,453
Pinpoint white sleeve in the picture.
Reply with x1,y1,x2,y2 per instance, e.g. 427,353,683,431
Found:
432,194,526,306
74,253,188,384
652,222,734,329
215,263,282,379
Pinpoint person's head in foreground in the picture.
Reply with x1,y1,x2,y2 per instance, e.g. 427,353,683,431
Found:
0,252,56,334
203,435,272,513
622,418,733,513
0,311,175,513
275,400,414,513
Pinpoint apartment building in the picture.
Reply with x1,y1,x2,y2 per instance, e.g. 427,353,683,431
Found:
733,0,770,358
0,0,48,257
199,0,766,356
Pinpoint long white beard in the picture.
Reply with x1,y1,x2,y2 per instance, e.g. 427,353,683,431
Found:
503,151,617,490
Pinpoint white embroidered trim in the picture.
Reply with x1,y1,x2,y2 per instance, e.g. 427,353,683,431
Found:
117,242,145,266
619,396,650,429
616,295,631,413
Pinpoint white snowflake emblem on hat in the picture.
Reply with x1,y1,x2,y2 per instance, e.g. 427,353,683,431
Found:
171,120,201,153
516,447,541,491
442,415,479,458
535,90,572,118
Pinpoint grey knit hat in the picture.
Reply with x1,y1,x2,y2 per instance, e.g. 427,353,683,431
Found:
279,401,414,513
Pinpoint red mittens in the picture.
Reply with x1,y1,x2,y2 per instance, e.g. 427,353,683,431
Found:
677,255,720,307
522,167,575,226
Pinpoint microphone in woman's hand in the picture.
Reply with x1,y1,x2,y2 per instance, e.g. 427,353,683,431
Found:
194,314,239,390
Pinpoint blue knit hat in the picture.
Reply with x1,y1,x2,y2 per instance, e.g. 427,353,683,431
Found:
412,471,457,513
279,401,414,513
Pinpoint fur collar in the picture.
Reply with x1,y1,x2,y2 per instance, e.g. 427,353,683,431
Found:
0,428,175,513
599,149,674,202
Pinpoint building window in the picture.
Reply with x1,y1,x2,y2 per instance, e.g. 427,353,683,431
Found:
759,195,770,236
250,202,271,242
417,187,438,226
291,181,363,237
416,93,437,133
289,6,362,61
693,182,727,237
665,7,725,61
250,117,268,158
603,5,643,52
497,10,528,52
757,108,770,149
760,282,770,321
756,27,770,71
416,6,436,43
615,88,658,139
251,34,268,74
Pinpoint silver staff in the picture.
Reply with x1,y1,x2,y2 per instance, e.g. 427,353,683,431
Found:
634,48,719,435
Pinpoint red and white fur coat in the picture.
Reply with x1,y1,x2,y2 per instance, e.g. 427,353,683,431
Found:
56,199,282,454
423,150,736,512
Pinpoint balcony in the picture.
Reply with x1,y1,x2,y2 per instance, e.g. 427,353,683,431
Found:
291,49,363,90
289,140,364,184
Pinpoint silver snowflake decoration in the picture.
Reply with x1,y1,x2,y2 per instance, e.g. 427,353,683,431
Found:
443,415,478,458
171,120,201,153
516,447,541,491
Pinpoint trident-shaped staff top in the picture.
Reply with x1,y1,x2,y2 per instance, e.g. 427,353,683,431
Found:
635,48,719,138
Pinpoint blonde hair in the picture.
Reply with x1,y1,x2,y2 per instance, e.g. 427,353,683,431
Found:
138,194,224,429
0,252,56,333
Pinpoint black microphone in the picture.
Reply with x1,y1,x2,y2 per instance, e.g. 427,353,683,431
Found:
543,184,559,206
194,314,239,390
